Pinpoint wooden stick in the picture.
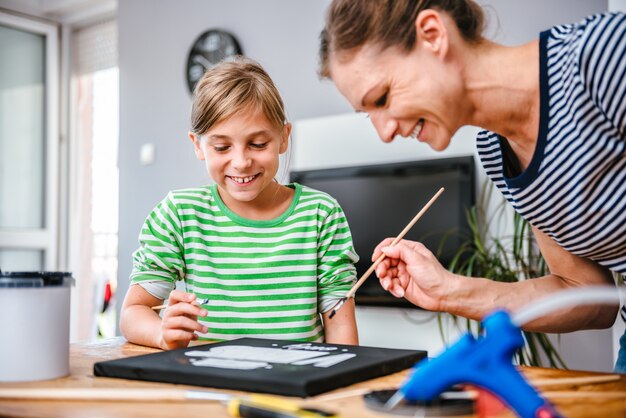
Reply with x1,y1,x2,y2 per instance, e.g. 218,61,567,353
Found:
345,187,445,299
543,390,626,399
0,388,193,402
530,375,621,387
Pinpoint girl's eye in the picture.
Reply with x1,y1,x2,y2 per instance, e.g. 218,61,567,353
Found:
213,145,230,152
374,92,388,108
250,142,268,149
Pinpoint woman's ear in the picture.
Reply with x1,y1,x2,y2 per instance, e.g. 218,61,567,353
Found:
415,9,449,58
279,123,292,154
189,132,206,160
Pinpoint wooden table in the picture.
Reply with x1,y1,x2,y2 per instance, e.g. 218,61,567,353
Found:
0,338,625,417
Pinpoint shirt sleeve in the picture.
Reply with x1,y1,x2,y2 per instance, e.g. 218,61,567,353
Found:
129,192,185,298
316,200,359,313
578,12,626,137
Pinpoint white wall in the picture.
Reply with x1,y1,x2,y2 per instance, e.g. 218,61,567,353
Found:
116,0,617,371
610,0,626,11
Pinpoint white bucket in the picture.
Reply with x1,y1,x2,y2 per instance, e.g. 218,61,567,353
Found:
0,271,73,382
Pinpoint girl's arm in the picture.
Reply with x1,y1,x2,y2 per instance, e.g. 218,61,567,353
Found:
120,285,208,350
322,297,359,345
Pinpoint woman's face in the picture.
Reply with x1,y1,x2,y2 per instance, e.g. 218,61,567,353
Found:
328,24,467,151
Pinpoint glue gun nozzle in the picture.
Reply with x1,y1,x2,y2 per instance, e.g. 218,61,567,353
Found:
384,391,405,411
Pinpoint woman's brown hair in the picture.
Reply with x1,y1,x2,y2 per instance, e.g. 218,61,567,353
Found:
319,0,485,78
190,56,286,136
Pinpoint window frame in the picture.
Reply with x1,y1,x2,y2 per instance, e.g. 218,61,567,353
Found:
0,11,60,270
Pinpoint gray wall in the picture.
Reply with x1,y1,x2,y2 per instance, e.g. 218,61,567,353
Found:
117,0,346,320
117,0,613,371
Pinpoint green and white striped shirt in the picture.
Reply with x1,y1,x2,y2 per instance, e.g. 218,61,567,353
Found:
130,183,358,342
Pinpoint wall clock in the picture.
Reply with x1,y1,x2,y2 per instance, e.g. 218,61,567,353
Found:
186,29,243,94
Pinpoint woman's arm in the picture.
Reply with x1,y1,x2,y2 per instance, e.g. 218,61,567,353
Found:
322,297,359,345
514,227,617,331
120,285,208,350
374,227,618,333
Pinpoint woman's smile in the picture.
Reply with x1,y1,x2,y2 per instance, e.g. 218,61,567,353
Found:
408,119,425,141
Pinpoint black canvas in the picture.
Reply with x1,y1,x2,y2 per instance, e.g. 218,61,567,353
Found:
94,338,426,397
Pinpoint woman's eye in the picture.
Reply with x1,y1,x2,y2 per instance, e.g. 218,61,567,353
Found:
374,92,388,108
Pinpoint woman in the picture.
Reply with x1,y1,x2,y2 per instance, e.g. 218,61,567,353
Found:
319,0,626,371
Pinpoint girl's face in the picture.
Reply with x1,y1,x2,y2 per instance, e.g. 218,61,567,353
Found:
328,12,467,151
190,106,290,209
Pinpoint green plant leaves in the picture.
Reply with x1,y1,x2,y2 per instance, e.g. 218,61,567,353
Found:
438,181,566,368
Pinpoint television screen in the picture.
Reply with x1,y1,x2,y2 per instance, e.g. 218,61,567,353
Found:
290,156,475,308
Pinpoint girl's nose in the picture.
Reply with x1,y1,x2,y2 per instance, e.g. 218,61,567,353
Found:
231,149,252,169
369,112,398,143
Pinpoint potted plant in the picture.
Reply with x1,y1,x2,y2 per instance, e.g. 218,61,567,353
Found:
437,182,566,368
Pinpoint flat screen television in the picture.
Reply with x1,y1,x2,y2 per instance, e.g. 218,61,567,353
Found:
290,156,475,309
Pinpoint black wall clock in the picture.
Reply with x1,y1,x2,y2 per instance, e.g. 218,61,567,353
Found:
186,29,243,94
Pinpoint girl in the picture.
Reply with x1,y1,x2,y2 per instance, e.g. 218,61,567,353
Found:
120,57,359,350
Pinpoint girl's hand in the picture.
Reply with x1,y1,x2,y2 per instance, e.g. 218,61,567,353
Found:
157,290,208,350
373,238,454,312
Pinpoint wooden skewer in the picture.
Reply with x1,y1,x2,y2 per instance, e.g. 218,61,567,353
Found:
543,390,626,399
530,374,621,387
347,187,444,299
309,377,626,404
328,187,445,319
0,388,223,402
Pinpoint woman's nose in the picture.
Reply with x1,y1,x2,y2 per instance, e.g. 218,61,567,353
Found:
369,112,398,143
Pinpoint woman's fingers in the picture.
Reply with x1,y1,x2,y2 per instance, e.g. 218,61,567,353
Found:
388,281,405,298
381,240,430,261
372,237,396,260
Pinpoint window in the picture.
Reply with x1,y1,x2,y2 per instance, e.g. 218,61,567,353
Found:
69,19,119,340
0,12,59,271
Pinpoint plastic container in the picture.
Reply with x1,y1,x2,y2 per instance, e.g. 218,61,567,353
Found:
0,271,73,382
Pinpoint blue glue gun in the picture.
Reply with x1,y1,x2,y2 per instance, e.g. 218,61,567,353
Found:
398,310,563,418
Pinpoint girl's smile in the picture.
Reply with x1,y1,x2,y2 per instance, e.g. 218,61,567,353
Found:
227,174,259,185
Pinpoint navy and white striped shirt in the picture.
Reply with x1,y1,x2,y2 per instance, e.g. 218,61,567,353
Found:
476,13,626,317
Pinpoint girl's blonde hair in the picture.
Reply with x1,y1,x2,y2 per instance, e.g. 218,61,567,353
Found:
190,56,287,136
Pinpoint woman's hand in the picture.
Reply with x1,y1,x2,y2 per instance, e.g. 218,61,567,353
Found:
157,290,208,350
373,238,455,312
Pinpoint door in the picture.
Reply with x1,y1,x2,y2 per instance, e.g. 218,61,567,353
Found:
0,12,59,271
